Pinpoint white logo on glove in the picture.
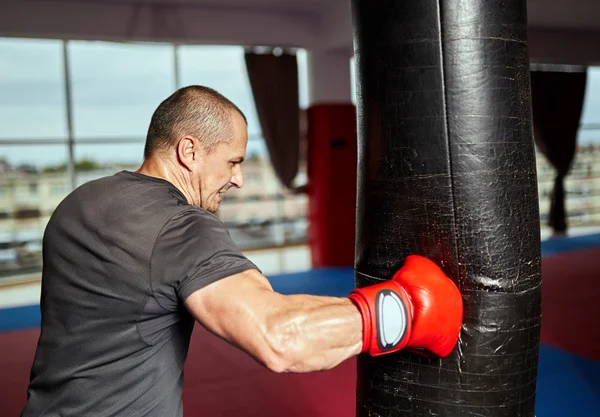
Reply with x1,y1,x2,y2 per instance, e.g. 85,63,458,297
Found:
376,289,407,351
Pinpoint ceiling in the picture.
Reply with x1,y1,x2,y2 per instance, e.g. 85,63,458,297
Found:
2,0,600,64
67,0,600,30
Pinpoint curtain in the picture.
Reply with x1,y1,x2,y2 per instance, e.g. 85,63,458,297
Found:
530,70,587,234
244,50,301,190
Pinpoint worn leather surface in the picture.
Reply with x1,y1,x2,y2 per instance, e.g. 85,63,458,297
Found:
352,0,542,415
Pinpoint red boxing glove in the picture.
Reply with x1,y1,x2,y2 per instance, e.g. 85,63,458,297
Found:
349,255,463,357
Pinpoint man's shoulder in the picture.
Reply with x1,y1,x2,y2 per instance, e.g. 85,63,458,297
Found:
165,206,229,235
50,171,189,229
62,171,138,201
75,171,185,205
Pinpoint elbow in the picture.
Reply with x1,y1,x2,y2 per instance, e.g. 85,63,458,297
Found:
260,319,302,374
262,354,290,374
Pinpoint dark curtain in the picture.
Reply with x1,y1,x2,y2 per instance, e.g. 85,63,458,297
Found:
244,50,301,190
530,70,587,234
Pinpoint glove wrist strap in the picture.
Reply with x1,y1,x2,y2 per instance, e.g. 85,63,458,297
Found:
349,281,412,356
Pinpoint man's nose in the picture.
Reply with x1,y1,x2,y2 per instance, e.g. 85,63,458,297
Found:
231,165,244,189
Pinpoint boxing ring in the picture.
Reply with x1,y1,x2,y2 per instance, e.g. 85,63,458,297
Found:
0,233,599,417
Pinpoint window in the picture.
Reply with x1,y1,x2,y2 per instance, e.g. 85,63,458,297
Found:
0,38,68,278
0,38,312,280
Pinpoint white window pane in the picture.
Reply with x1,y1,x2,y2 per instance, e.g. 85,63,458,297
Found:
580,67,600,124
579,66,600,145
0,38,67,140
296,48,309,109
68,41,176,140
350,55,357,106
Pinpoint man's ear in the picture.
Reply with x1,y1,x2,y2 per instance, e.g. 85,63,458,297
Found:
177,136,197,172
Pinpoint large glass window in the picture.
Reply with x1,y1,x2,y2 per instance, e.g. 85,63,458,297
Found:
0,39,312,280
2,35,599,281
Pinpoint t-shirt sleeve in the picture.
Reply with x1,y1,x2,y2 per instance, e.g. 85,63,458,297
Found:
152,208,260,302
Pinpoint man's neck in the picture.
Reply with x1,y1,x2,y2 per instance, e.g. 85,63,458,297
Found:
136,157,195,205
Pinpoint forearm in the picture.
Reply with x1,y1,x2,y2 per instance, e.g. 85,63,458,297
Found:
264,293,363,373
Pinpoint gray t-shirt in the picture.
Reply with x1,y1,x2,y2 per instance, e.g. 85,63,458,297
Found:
22,171,259,417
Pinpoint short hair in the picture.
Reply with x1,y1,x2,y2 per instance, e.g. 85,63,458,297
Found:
144,85,247,158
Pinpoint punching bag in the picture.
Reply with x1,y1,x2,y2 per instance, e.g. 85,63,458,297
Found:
352,0,542,416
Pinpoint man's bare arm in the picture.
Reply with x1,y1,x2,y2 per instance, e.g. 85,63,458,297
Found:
184,268,363,374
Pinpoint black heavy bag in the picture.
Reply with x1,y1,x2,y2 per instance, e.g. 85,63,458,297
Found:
352,0,542,416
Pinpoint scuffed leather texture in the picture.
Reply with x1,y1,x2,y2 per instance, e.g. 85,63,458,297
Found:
351,0,542,416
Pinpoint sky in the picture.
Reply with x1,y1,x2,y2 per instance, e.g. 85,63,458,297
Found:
0,37,599,170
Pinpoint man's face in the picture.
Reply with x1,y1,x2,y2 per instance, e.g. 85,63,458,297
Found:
195,111,248,213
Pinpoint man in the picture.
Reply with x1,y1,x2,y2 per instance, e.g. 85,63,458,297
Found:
22,86,463,416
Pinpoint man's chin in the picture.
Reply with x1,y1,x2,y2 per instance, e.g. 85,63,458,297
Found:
198,196,221,213
210,200,222,213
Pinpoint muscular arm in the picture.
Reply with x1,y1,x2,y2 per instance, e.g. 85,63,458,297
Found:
184,268,363,373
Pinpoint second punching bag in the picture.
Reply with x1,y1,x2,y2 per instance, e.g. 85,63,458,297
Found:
352,0,542,416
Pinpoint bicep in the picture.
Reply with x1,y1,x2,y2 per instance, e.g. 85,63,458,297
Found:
184,268,283,365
